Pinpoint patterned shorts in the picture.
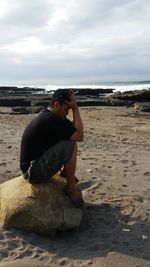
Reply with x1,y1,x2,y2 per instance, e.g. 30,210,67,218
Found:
23,140,75,184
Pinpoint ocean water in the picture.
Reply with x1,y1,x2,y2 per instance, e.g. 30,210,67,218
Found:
35,80,150,93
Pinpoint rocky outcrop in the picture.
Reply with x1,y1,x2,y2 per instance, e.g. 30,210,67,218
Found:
110,89,150,112
0,86,114,96
0,86,45,96
111,88,150,101
0,175,83,236
0,87,115,114
0,87,150,113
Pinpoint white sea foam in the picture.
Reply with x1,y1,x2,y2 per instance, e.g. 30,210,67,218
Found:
42,82,150,92
16,81,150,93
109,83,150,92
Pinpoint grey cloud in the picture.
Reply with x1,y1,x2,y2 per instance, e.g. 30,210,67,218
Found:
1,0,53,27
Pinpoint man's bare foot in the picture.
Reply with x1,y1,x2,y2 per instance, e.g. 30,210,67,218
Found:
60,171,79,183
64,184,84,208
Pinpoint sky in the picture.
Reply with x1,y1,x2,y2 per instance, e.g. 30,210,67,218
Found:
0,0,150,85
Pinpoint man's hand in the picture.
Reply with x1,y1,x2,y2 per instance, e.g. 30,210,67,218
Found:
67,90,84,142
65,90,78,110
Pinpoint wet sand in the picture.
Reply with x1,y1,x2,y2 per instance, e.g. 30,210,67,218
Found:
0,106,150,267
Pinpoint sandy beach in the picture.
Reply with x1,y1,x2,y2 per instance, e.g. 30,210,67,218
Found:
0,106,150,267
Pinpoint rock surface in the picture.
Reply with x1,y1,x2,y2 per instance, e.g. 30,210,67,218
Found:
0,87,150,113
0,175,83,236
111,88,150,101
133,102,150,112
0,87,115,114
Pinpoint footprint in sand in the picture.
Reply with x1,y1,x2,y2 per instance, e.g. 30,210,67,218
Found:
0,162,6,166
4,170,12,174
91,176,98,180
131,161,137,166
144,172,150,176
121,159,129,164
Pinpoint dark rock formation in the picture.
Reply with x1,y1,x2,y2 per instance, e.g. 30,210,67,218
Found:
0,86,45,96
0,86,115,114
0,96,31,107
0,86,114,97
109,89,150,112
111,89,150,101
54,88,114,96
0,86,150,113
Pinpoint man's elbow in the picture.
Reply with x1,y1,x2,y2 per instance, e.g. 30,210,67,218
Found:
70,131,84,142
78,133,84,142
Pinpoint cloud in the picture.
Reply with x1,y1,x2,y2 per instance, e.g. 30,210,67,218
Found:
0,0,52,26
0,0,150,84
4,37,48,54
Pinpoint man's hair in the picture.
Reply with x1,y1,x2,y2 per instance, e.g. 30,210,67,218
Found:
50,89,72,106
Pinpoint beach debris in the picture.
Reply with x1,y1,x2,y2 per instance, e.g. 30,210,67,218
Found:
144,172,150,176
104,197,122,203
87,182,101,191
86,169,92,173
142,235,148,240
122,228,130,232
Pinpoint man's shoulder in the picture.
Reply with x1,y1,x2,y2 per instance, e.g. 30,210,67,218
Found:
36,109,72,127
37,109,55,120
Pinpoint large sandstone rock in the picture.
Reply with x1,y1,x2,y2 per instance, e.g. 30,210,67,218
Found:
0,175,83,236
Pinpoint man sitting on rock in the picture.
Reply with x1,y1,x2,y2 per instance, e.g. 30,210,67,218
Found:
20,89,84,208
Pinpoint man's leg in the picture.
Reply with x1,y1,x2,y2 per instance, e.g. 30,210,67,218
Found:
25,140,78,184
62,143,83,200
24,140,83,207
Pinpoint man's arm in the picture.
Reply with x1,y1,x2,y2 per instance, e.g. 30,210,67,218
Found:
67,92,84,142
70,105,84,141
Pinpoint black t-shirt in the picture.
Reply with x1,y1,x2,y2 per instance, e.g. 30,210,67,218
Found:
20,109,76,173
